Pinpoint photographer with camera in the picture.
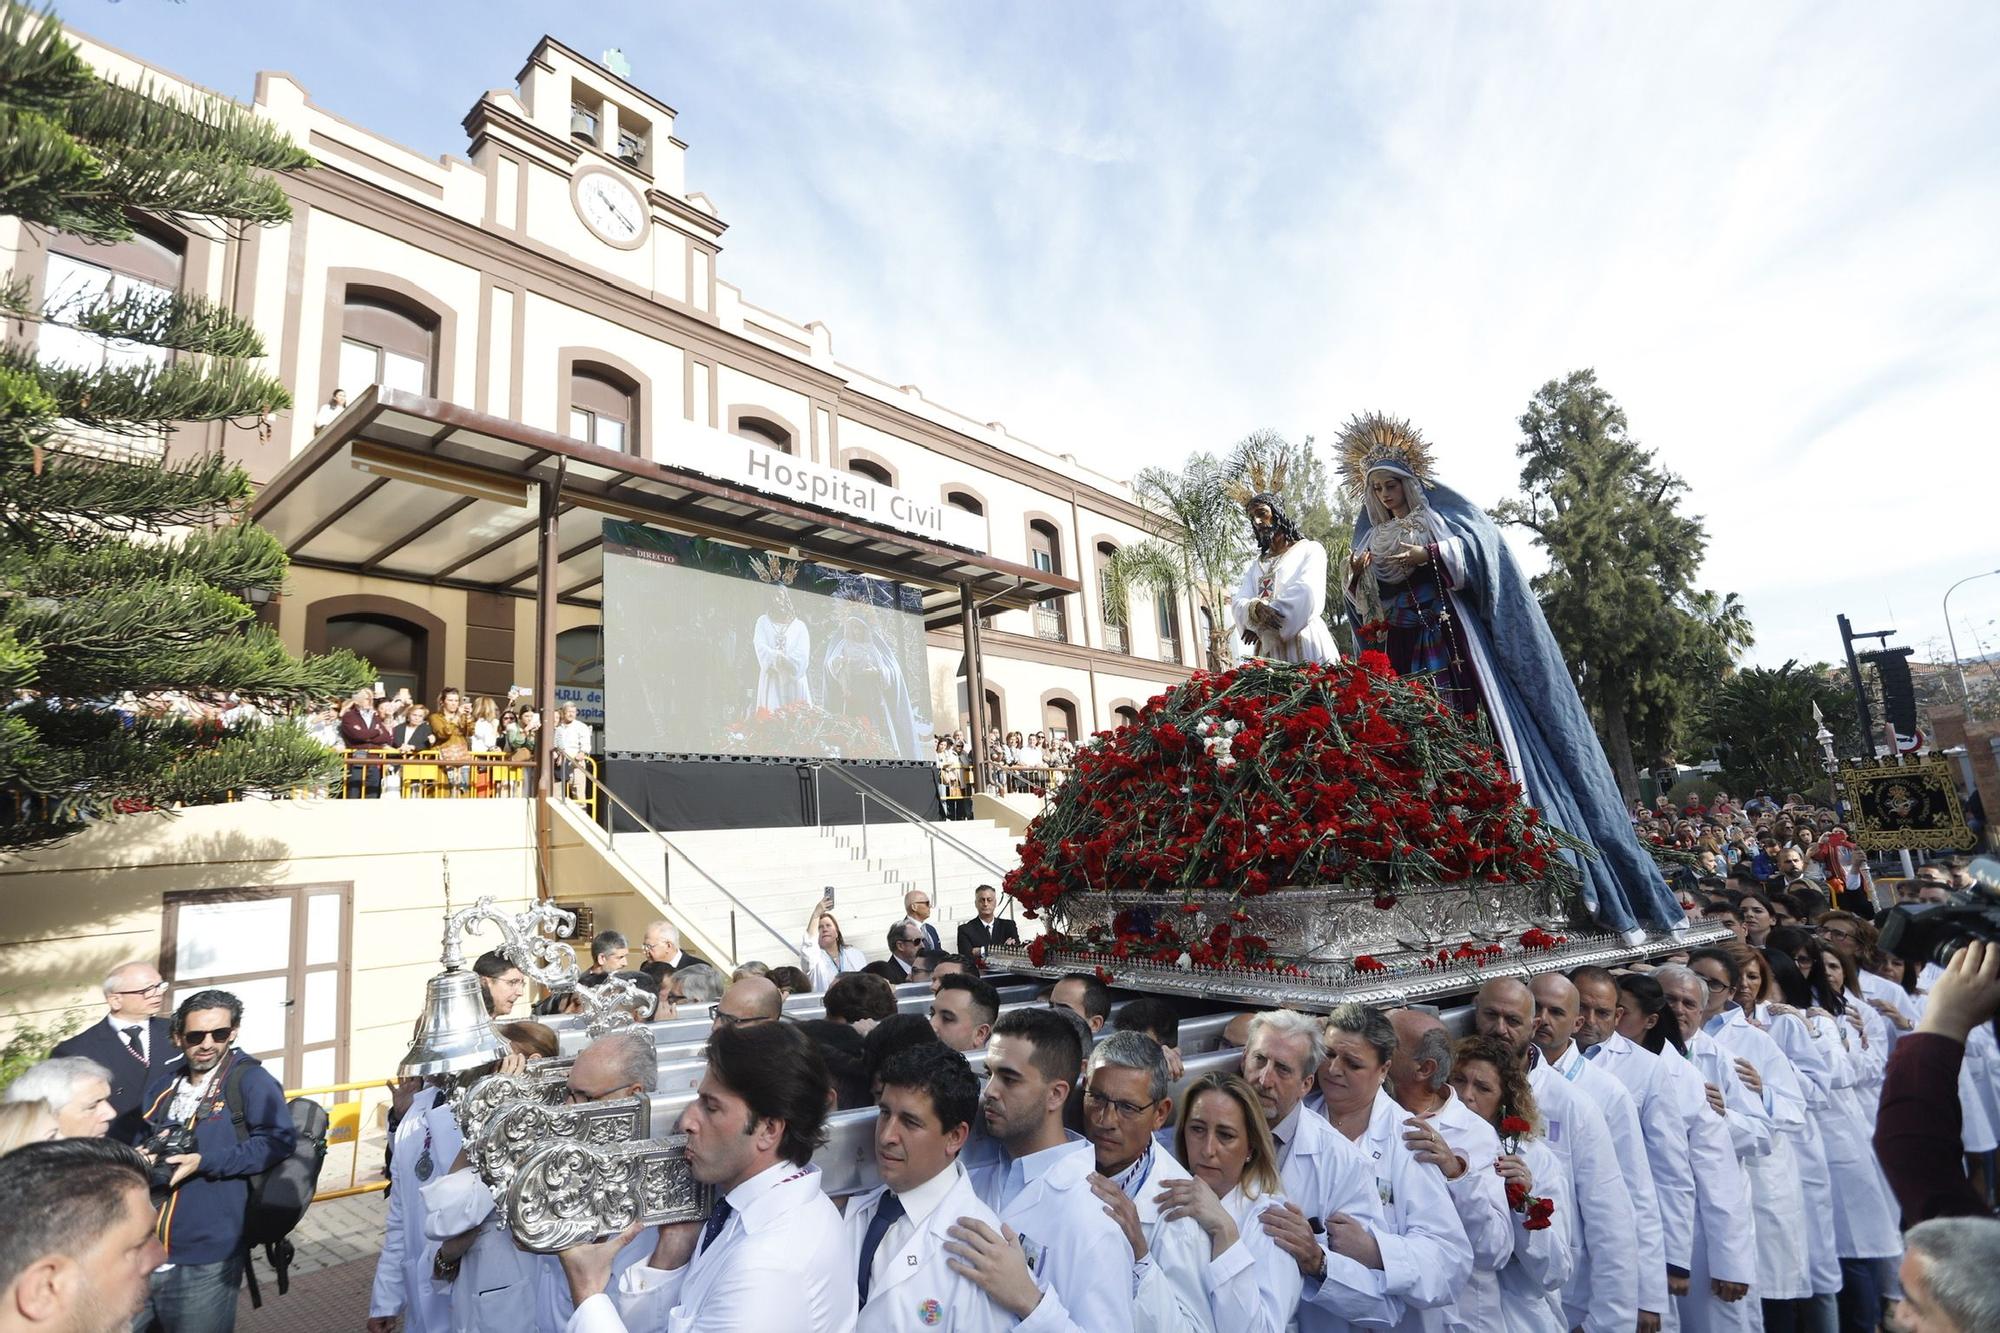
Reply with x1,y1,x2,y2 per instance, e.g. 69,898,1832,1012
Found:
1874,938,2000,1225
137,989,296,1333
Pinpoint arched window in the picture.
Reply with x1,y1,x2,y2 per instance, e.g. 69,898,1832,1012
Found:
1094,541,1125,654
1044,697,1079,745
324,614,426,701
1028,520,1066,642
984,689,1003,735
40,220,185,372
339,290,436,397
569,364,637,452
1114,704,1139,727
847,457,893,485
1156,592,1183,664
734,416,792,454
945,489,984,516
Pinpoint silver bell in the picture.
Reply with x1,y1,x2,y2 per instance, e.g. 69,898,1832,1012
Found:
400,967,508,1077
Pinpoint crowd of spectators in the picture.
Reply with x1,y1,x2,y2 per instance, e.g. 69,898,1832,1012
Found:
1628,786,1900,917
933,724,1081,816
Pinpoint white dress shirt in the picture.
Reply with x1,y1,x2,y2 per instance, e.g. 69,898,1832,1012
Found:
1321,1088,1474,1333
843,1160,1022,1333
1701,1007,1810,1301
1583,1033,1697,1284
1115,1138,1218,1333
1546,1040,1667,1318
966,1137,1136,1333
104,1014,153,1065
571,1161,855,1333
1525,1052,1638,1333
1495,1136,1573,1333
369,1089,459,1333
1419,1090,1513,1333
1270,1101,1403,1331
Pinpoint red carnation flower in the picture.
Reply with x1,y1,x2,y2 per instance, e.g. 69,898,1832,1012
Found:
1499,1115,1532,1137
1353,955,1386,974
1504,1179,1528,1210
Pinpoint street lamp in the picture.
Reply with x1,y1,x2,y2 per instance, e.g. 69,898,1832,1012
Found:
1944,568,2000,703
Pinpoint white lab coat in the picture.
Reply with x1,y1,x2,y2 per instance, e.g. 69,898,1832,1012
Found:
1812,1008,1902,1259
1321,1088,1474,1333
1757,1007,1843,1296
1701,1007,1810,1301
570,1162,855,1333
1584,1034,1697,1284
371,1089,461,1333
1207,1185,1306,1333
1118,1139,1218,1333
1495,1136,1573,1333
420,1165,544,1333
1526,1054,1638,1333
1545,1042,1667,1319
1420,1090,1512,1333
1272,1101,1403,1331
843,1162,1020,1333
1662,1041,1758,1333
965,1138,1137,1333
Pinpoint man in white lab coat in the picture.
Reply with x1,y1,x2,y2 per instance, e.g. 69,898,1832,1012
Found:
959,1008,1137,1333
368,1083,460,1333
557,1023,856,1332
1383,1010,1513,1333
1240,1008,1401,1331
1079,1030,1217,1333
845,1043,1027,1331
1470,978,1639,1333
1530,974,1668,1332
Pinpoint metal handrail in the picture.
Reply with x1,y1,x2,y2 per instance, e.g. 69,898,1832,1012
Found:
808,763,1013,907
587,774,804,967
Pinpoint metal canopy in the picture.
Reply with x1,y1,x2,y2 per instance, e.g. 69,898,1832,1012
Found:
251,387,1080,629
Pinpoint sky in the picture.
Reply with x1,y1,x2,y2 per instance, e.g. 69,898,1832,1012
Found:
73,1,2000,676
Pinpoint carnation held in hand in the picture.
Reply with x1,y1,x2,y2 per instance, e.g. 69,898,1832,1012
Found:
1004,655,1591,973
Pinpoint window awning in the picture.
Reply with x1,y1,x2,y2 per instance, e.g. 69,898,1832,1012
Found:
250,388,1080,630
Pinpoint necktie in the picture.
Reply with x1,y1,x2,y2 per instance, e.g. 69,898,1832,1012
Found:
697,1197,734,1257
122,1026,146,1063
1584,1043,1602,1060
856,1192,905,1305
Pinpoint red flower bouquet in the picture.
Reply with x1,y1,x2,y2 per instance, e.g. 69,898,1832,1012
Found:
1001,658,1586,971
1499,1110,1556,1232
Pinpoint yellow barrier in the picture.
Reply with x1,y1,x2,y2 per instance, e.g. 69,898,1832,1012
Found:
284,1076,396,1201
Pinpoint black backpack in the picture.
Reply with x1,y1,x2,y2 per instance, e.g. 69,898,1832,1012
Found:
221,1061,330,1307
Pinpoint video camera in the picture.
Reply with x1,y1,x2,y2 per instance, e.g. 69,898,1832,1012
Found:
1879,859,2000,967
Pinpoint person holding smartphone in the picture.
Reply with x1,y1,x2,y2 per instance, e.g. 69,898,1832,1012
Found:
801,893,864,992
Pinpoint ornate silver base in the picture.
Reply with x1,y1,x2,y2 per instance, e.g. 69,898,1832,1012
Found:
504,1134,713,1253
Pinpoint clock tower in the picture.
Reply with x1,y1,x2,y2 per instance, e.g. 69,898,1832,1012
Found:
461,37,727,313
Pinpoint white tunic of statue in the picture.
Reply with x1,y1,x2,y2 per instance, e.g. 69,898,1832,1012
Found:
753,613,811,711
1230,539,1341,664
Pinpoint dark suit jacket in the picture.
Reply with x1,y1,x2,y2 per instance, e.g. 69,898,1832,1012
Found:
956,916,1021,955
392,721,435,750
340,705,393,749
917,921,942,953
51,1015,173,1145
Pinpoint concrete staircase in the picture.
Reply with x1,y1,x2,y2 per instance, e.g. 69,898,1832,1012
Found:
602,818,1025,968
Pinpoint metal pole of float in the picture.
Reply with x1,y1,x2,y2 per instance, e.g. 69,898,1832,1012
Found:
960,584,988,793
532,462,566,901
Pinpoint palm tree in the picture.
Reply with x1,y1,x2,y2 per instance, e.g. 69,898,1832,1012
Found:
1102,451,1246,670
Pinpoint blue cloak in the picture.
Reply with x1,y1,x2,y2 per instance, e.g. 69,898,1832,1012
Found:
1357,479,1686,935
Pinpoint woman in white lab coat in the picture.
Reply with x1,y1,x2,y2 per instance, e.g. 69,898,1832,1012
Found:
800,897,866,992
1312,1004,1474,1333
1166,1071,1304,1333
1447,1035,1573,1333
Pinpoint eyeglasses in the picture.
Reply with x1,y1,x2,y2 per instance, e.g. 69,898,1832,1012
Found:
183,1026,235,1046
708,1005,772,1028
114,981,168,997
1082,1089,1158,1121
663,991,688,1005
1694,975,1730,993
563,1080,628,1104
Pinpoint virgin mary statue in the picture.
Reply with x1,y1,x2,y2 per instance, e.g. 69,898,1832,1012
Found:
1339,412,1686,941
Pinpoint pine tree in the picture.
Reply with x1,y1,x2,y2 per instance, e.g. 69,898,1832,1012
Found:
0,3,370,848
1494,370,1752,803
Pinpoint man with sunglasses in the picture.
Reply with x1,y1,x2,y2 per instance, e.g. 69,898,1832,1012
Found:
53,960,174,1145
138,989,296,1333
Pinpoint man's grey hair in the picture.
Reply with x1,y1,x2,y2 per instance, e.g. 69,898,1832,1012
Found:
585,1029,658,1094
1087,1029,1171,1105
1653,963,1701,993
101,961,153,994
1411,1026,1454,1090
643,920,678,946
903,889,929,908
1247,1009,1327,1070
4,1057,111,1108
1906,1216,2000,1332
676,962,724,1003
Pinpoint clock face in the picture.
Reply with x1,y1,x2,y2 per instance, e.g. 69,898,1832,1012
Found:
574,170,646,247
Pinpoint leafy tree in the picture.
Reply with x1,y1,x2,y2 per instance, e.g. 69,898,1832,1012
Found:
0,3,369,848
1493,370,1752,802
1690,661,1861,797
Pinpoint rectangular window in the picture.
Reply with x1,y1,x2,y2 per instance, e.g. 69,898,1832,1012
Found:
39,251,171,373
338,338,379,398
569,408,594,442
596,417,626,451
1156,593,1181,662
